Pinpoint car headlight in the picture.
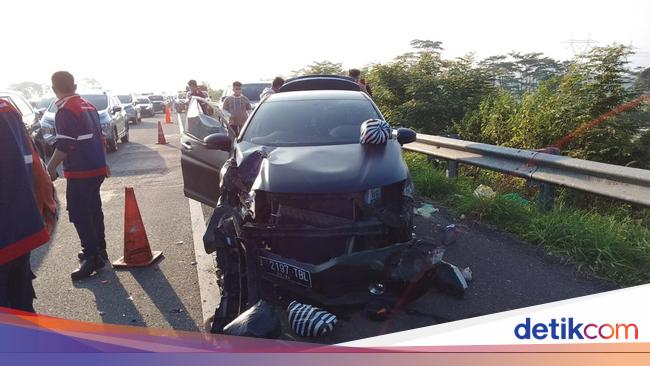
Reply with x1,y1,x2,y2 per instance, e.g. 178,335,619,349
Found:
364,187,382,206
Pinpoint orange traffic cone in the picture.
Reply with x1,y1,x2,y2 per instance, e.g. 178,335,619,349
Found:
156,121,167,144
165,106,172,124
112,187,163,268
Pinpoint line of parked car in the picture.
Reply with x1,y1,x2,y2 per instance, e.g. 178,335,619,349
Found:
0,90,176,160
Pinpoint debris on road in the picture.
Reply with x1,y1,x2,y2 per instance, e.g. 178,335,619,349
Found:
100,280,110,285
176,241,184,245
288,301,337,337
433,261,469,298
98,311,105,316
474,184,496,199
365,300,394,321
190,261,197,266
443,224,459,245
127,296,134,301
170,308,184,314
462,267,473,282
415,203,439,218
223,300,281,338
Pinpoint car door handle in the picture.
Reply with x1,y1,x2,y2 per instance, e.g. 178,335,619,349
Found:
181,141,192,151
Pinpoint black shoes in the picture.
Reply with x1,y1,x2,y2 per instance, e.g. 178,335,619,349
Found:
71,256,106,280
78,249,109,262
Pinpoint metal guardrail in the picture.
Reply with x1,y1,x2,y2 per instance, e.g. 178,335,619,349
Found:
402,134,650,208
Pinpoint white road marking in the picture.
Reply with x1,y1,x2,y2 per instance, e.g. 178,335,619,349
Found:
188,197,220,328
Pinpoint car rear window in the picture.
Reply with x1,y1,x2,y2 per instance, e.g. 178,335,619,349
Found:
242,84,269,102
149,95,163,101
136,98,150,104
47,94,108,112
118,95,133,103
242,99,380,146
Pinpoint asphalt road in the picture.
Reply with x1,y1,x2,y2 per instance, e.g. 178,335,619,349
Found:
31,112,618,344
32,114,204,331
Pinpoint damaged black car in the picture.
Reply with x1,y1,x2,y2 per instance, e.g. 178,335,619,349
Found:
180,75,468,338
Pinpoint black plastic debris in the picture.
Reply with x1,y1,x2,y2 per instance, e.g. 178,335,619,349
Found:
222,300,281,339
287,301,337,337
433,261,469,298
364,299,394,322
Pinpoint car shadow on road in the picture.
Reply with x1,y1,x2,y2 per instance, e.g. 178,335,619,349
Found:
72,269,145,326
129,118,166,130
125,263,199,332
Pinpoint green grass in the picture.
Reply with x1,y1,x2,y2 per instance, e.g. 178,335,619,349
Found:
405,151,650,286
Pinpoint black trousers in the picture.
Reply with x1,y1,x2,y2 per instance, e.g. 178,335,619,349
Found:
67,176,106,257
0,253,35,312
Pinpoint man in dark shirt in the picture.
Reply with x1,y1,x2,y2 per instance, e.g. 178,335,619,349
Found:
45,71,109,280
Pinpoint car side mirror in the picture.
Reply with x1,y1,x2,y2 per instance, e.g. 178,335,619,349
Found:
396,127,416,145
204,133,232,151
112,105,122,114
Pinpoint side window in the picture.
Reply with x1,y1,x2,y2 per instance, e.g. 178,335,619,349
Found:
11,95,34,117
184,99,225,140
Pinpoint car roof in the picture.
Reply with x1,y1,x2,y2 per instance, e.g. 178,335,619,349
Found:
264,89,369,102
279,75,360,93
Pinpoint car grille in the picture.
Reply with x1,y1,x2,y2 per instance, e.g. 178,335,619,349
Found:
255,192,361,264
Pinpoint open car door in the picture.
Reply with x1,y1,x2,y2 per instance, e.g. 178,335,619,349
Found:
180,97,234,206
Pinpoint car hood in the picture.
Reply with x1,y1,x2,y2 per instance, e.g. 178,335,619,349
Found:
236,140,409,194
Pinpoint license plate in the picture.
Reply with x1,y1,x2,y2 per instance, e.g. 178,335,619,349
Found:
259,256,312,288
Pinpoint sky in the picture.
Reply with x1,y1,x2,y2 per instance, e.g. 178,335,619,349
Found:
2,0,649,96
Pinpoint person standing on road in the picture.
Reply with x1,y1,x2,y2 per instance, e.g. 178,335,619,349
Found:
45,71,110,280
0,98,53,311
348,69,372,97
222,81,252,135
260,77,285,100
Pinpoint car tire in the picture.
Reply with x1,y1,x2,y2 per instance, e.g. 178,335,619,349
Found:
120,125,130,143
106,128,118,152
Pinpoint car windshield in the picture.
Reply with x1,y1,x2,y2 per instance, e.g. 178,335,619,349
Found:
136,98,150,104
149,95,164,101
47,94,108,112
242,98,381,146
242,84,270,102
118,95,132,103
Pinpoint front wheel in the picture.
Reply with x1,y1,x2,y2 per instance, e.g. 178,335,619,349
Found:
106,127,118,152
120,124,130,143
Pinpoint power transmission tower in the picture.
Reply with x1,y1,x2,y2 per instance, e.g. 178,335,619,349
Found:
562,33,599,56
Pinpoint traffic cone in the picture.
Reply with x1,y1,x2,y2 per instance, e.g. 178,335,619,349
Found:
112,187,163,268
156,121,167,144
165,106,172,124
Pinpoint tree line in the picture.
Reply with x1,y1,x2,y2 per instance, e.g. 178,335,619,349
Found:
295,40,650,168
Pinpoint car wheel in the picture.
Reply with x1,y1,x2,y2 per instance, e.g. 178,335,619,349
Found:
120,124,130,143
106,127,118,152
